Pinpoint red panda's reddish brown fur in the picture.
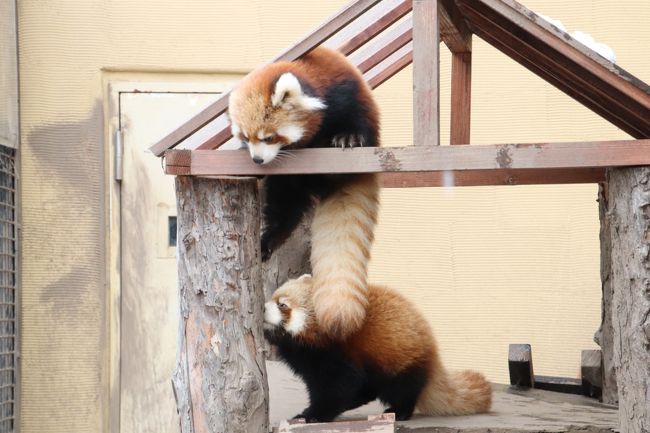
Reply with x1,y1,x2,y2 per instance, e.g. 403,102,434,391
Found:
265,276,492,421
229,47,381,340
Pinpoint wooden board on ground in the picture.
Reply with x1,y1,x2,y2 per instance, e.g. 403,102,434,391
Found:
275,413,395,433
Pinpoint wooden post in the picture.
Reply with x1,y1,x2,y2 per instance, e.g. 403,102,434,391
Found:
413,0,440,146
607,167,650,433
450,51,472,145
173,176,268,433
594,182,618,405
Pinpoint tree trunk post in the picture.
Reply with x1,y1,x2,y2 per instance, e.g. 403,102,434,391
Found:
607,167,650,433
173,176,268,433
595,182,618,405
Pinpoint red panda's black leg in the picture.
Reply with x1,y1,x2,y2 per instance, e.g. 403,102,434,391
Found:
261,175,314,261
377,366,428,421
296,362,373,423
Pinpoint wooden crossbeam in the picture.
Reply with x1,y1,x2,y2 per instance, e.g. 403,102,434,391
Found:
164,140,650,187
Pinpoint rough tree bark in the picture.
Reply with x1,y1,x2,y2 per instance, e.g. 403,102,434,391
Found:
261,212,312,299
173,176,268,433
594,182,618,405
607,167,650,433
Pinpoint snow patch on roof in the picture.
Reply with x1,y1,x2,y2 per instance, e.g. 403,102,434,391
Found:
536,12,617,63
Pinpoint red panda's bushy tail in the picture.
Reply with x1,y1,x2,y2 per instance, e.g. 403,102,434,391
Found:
310,174,379,339
416,367,492,416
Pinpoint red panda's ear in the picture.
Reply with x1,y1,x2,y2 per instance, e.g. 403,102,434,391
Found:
297,273,312,282
271,73,325,111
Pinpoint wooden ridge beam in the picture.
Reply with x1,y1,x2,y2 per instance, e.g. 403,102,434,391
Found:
164,139,650,178
149,0,383,156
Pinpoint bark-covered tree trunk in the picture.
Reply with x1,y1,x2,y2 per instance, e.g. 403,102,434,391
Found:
261,212,312,299
594,182,618,405
173,176,268,433
607,167,650,433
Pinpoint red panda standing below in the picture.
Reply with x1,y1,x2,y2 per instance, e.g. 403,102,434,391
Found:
264,275,492,423
228,47,380,339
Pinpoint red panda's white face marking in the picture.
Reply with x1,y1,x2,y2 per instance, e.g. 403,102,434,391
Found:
228,72,325,165
264,274,314,335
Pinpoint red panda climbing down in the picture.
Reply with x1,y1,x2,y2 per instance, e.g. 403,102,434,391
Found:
264,275,492,423
228,47,380,339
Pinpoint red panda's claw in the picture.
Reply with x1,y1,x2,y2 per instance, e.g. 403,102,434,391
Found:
332,134,365,150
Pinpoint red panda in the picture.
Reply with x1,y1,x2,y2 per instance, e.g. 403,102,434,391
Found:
228,47,380,339
264,275,492,423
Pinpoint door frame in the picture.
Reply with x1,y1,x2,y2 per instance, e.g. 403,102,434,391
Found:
103,74,242,433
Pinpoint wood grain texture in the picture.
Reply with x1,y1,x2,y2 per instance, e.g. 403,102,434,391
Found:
164,140,650,177
412,0,440,147
173,176,268,433
450,51,472,145
149,0,382,155
607,167,650,433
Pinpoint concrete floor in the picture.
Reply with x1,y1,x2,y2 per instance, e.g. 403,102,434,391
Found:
267,361,619,432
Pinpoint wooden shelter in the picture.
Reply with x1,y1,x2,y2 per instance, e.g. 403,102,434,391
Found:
151,0,650,432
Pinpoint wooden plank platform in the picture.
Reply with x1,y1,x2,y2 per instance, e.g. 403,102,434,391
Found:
164,139,650,187
267,361,618,433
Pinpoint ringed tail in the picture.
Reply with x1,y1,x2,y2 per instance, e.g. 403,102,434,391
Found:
310,174,379,339
416,366,492,416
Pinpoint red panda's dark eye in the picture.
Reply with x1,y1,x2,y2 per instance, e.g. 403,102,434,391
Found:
277,302,288,310
263,135,275,143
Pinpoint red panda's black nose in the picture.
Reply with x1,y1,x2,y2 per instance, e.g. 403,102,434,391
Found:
252,156,264,165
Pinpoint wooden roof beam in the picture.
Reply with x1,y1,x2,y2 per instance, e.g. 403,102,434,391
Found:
439,0,472,53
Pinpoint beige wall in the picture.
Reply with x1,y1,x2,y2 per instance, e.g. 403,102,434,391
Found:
17,1,650,432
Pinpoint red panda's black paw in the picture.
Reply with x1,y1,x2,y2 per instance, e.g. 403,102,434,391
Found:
292,413,319,424
384,408,412,421
331,133,365,149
